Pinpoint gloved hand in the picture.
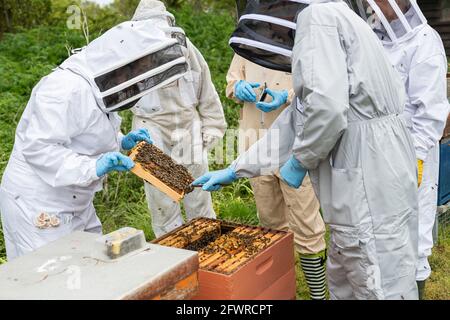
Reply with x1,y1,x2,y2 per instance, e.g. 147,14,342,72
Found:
234,80,260,102
280,155,307,189
203,134,220,151
96,152,135,177
256,88,288,113
121,128,152,150
417,159,424,187
192,168,238,192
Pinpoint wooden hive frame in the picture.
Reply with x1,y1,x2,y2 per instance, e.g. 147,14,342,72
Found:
200,228,284,274
157,219,221,249
129,142,185,202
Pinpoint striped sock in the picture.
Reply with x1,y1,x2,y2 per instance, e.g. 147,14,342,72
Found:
300,251,328,300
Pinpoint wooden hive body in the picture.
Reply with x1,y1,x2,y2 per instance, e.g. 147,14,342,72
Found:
153,218,296,300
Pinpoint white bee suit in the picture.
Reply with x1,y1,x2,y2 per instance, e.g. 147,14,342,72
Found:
353,0,450,282
230,0,419,300
0,19,188,259
131,0,227,237
380,2,449,284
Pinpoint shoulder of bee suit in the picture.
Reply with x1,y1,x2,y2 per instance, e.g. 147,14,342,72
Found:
185,38,209,72
41,69,92,96
298,1,349,27
35,69,102,127
37,69,96,112
410,24,447,67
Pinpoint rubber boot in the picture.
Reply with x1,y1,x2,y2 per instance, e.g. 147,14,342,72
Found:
300,250,328,300
417,280,426,300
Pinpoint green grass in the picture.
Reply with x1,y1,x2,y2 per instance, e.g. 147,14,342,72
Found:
425,225,450,300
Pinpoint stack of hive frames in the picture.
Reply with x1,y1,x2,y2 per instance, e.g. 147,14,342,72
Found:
154,218,286,275
198,226,284,275
153,218,296,300
156,219,222,251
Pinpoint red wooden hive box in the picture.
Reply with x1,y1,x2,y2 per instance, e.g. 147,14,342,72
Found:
152,218,296,300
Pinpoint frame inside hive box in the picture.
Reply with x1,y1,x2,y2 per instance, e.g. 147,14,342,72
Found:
129,142,194,202
153,218,296,300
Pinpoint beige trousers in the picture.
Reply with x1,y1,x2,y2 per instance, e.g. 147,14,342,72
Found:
226,54,326,255
250,172,326,255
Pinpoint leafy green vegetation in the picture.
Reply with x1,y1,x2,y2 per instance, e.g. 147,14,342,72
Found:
0,0,52,35
0,0,448,301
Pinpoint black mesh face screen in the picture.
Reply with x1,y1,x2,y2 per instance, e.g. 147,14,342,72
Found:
230,42,292,72
95,44,184,93
172,31,187,47
111,100,140,112
240,0,307,21
103,63,188,110
230,0,308,72
233,19,296,50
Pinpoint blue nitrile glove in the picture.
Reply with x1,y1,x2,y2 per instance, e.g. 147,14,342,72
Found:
96,152,135,177
234,80,261,102
256,88,288,113
121,128,152,150
192,168,238,192
280,155,307,189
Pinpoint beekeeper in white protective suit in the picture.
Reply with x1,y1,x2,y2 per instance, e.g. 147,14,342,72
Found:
0,17,189,260
352,0,450,299
227,0,327,300
130,0,227,237
195,0,419,300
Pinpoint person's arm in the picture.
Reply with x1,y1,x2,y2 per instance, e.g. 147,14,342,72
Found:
188,40,227,139
21,80,103,188
226,54,246,102
291,7,350,170
230,105,296,178
408,53,449,160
